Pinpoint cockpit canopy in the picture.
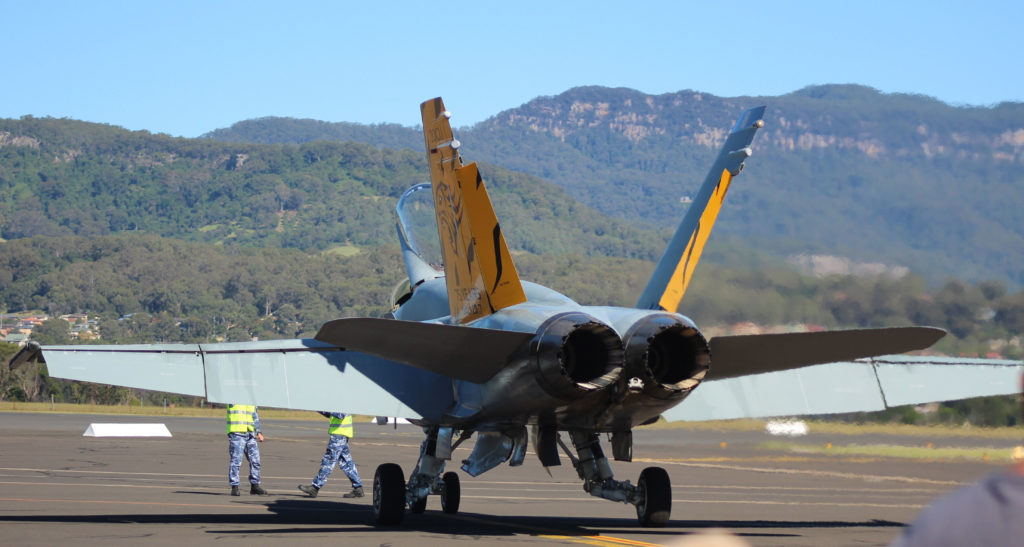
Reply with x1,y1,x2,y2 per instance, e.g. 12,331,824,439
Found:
396,183,443,272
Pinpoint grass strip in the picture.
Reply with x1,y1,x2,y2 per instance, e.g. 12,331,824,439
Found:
757,440,1019,462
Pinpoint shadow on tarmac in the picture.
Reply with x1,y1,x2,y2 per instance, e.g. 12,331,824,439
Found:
0,497,905,540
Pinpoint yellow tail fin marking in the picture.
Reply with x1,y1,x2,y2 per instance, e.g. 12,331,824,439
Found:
657,169,733,312
456,162,527,311
421,98,526,324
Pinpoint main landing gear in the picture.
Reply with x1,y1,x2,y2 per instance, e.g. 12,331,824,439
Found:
372,426,671,527
560,431,672,527
372,428,463,526
372,464,461,525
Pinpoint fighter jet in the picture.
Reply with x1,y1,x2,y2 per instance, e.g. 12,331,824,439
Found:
11,98,1024,527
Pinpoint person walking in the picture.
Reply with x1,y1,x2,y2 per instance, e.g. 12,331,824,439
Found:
226,403,268,496
298,412,363,498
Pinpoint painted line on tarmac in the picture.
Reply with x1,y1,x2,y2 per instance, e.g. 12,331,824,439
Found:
456,493,925,509
0,467,350,482
462,483,942,495
0,480,259,493
0,497,270,510
637,459,964,486
0,473,228,486
0,479,387,502
672,497,925,509
2,467,945,500
357,441,423,448
466,483,581,487
667,484,942,493
0,467,222,478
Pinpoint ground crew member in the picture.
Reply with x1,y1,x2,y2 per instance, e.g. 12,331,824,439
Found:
298,412,363,498
226,403,268,496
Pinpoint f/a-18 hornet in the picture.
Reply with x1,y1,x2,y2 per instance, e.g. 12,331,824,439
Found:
13,98,1023,527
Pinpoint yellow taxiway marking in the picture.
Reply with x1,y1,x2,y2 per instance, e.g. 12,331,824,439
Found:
542,535,663,546
447,513,663,547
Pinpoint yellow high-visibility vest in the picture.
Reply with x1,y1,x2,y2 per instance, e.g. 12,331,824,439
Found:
329,414,353,437
227,404,256,434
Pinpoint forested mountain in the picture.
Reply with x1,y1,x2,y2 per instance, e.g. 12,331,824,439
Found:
205,85,1024,287
204,118,421,150
0,116,661,259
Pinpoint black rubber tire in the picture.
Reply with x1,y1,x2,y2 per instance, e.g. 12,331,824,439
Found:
636,466,671,527
373,463,406,525
409,495,427,514
440,471,461,514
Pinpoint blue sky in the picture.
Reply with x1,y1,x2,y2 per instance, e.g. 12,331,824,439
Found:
2,0,1021,137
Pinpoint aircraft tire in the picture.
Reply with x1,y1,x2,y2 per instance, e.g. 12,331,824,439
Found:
409,495,427,514
636,467,671,527
440,471,461,514
373,463,406,525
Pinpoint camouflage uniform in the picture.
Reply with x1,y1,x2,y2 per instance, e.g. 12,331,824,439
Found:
227,405,262,486
312,412,362,489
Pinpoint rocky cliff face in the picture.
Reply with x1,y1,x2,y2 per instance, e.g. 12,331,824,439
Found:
484,85,1024,164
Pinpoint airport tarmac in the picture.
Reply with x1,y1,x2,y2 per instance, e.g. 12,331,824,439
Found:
0,411,1014,546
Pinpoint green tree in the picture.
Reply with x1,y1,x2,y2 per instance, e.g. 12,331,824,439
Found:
30,318,72,344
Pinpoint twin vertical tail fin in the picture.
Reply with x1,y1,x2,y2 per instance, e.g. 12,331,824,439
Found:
421,98,527,324
635,106,767,311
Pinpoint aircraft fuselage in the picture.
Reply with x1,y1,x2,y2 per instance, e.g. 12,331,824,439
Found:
393,277,709,432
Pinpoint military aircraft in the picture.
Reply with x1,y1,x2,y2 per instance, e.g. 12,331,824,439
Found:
10,98,1024,527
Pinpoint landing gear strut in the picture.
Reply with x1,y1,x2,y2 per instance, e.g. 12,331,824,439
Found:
561,431,672,527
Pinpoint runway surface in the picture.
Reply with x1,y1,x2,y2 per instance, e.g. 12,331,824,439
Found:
0,411,1014,546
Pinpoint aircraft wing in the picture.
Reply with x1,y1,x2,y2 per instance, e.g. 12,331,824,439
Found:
12,338,464,419
664,355,1024,421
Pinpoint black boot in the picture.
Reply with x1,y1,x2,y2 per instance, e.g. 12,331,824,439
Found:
298,484,319,498
231,485,240,496
250,483,268,495
343,486,364,498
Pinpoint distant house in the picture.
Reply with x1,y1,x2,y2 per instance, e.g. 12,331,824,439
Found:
2,332,29,346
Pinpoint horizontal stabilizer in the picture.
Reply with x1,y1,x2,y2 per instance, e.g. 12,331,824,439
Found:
706,326,945,381
315,318,534,383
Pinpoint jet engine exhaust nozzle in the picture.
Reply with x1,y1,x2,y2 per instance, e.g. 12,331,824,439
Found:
623,315,709,400
532,313,624,400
